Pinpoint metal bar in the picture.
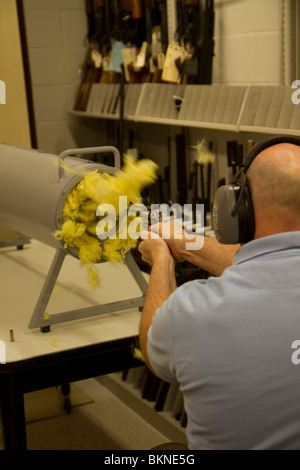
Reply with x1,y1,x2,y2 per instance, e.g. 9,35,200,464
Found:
125,251,149,295
28,249,66,329
58,146,121,179
28,250,148,330
35,297,145,327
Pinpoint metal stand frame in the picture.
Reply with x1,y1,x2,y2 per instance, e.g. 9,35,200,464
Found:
28,250,148,332
0,232,30,250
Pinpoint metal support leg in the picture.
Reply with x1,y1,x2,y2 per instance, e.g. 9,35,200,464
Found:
28,249,148,331
125,251,148,296
28,249,66,331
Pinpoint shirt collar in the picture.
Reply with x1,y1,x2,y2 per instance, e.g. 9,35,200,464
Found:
233,231,300,265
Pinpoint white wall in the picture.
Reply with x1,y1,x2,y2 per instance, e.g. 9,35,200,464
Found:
213,0,283,85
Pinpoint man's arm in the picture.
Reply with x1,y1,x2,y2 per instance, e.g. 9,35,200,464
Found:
150,222,239,276
180,235,239,276
138,236,176,374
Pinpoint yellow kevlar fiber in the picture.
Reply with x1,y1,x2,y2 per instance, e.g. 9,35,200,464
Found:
54,155,158,289
191,138,215,165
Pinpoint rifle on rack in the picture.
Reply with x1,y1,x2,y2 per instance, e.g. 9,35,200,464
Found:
160,0,197,84
74,0,103,110
176,0,199,47
93,0,105,46
151,0,168,83
197,0,215,84
156,0,168,53
126,0,163,84
178,0,215,84
85,0,96,43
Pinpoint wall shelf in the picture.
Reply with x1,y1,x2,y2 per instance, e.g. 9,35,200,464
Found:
69,83,300,136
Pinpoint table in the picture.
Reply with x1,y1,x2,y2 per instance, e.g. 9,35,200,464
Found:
0,240,145,450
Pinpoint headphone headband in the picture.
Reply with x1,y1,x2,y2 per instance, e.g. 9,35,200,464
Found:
231,134,300,184
243,134,300,173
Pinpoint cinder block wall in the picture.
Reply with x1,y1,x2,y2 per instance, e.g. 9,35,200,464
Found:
23,0,91,153
213,0,283,85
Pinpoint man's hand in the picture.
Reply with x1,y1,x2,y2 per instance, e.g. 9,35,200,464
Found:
149,221,238,276
138,231,174,267
149,221,193,262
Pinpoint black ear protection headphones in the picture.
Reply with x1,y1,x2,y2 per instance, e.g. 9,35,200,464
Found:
212,134,300,245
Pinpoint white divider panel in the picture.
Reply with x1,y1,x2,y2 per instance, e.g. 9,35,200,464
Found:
290,102,300,130
239,86,264,127
85,84,97,114
221,86,247,125
124,84,143,118
194,86,213,122
103,84,118,115
135,83,159,118
86,83,106,114
253,87,276,127
212,86,231,123
159,84,178,119
71,83,300,136
239,85,299,134
204,85,223,122
265,86,287,128
277,87,297,129
177,85,201,121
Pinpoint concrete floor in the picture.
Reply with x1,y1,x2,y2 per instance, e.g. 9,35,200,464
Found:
26,378,171,450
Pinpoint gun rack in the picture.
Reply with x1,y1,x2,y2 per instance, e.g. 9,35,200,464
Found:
28,249,148,332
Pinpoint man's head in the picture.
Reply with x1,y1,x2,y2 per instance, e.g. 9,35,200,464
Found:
212,135,300,244
247,143,300,239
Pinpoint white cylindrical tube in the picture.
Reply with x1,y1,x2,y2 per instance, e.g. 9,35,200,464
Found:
0,143,120,258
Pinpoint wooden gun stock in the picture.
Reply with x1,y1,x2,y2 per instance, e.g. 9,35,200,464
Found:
131,0,143,19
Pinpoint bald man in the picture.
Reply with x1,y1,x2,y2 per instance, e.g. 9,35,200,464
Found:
138,140,300,450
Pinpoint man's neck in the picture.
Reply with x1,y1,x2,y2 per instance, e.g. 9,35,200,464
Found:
253,214,300,240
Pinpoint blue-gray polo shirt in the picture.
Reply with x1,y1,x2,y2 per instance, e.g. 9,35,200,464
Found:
147,231,300,450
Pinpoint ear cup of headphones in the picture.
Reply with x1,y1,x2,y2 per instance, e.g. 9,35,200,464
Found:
235,184,255,243
212,134,300,245
213,185,240,244
212,183,254,244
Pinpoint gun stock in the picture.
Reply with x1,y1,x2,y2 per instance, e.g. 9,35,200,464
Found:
197,0,215,84
131,0,143,19
85,0,95,42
